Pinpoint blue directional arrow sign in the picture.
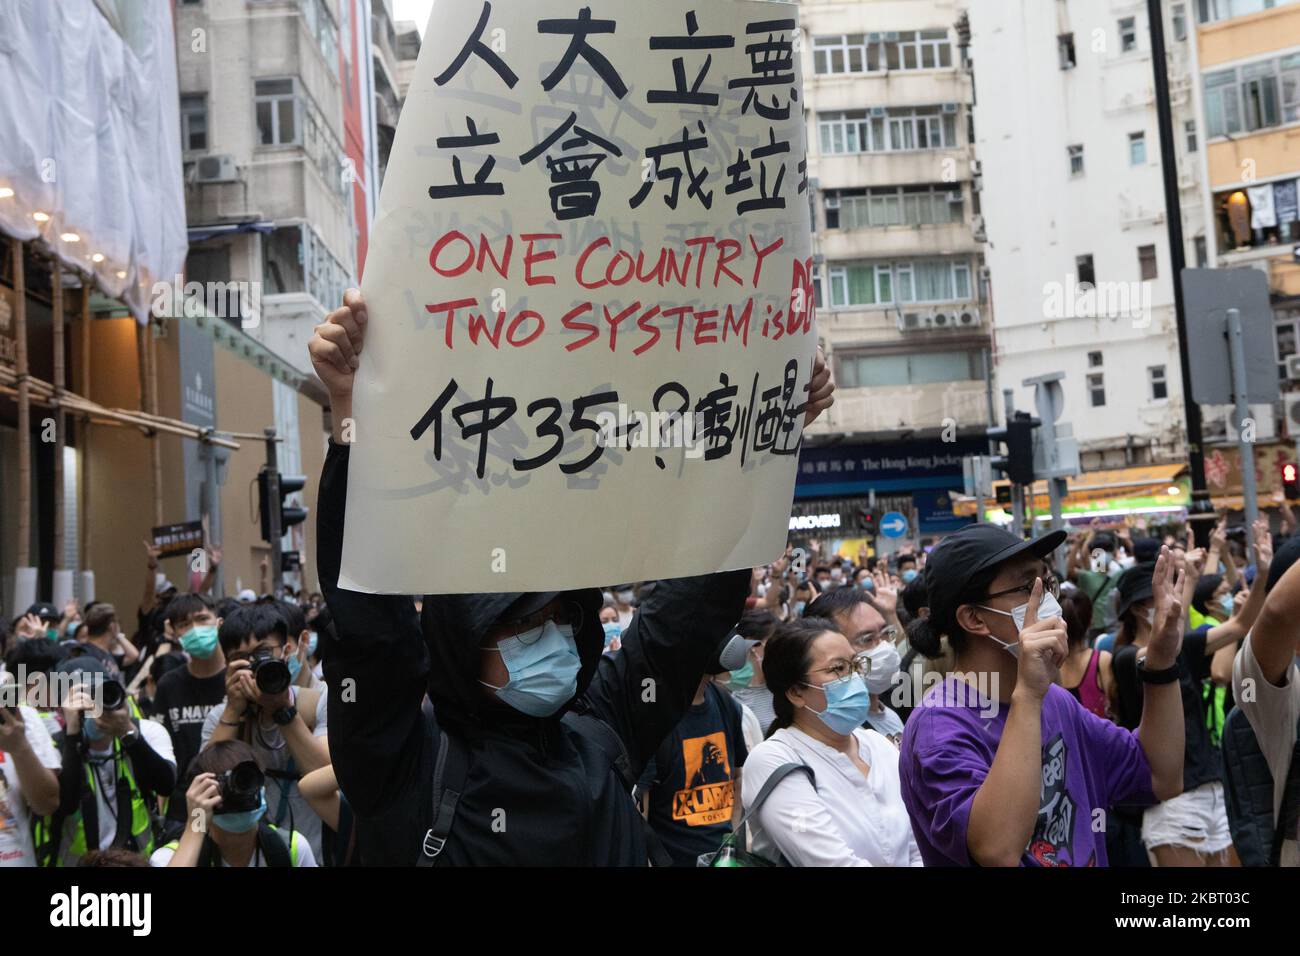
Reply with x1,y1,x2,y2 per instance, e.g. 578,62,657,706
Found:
880,512,909,539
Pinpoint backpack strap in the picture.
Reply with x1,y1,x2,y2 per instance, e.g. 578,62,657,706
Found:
418,727,468,867
259,820,293,868
560,703,672,867
561,708,636,792
730,761,816,851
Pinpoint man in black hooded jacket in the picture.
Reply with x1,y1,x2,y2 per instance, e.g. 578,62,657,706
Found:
310,291,835,865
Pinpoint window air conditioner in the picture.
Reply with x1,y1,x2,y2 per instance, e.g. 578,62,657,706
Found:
195,154,238,184
957,306,981,327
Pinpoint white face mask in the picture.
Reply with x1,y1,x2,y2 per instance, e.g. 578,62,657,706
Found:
616,590,634,605
976,592,1064,658
864,640,901,695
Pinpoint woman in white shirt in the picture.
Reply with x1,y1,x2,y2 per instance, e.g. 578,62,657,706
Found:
740,617,922,866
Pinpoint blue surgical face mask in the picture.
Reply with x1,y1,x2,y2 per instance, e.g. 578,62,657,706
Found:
802,673,872,735
859,578,875,592
1218,594,1234,617
479,619,581,717
902,569,919,584
793,600,806,616
307,632,319,656
83,716,104,742
602,621,621,648
214,794,267,834
286,648,302,681
729,660,754,689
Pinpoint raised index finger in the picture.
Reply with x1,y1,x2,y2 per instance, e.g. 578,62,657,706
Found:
1024,577,1043,629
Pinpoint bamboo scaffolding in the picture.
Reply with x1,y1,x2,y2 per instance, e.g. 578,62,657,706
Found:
12,238,30,567
52,261,65,570
0,367,240,451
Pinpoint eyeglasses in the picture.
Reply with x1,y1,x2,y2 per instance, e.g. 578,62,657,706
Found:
848,624,898,651
984,570,1060,602
806,652,872,683
497,600,583,645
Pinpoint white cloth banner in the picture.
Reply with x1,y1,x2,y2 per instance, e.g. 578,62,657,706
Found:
342,0,815,593
1247,184,1277,230
0,0,187,323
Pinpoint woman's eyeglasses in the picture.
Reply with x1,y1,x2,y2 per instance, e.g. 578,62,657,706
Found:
806,652,871,683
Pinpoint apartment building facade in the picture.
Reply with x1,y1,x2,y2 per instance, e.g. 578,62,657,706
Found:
795,0,993,549
969,0,1209,475
1194,1,1300,376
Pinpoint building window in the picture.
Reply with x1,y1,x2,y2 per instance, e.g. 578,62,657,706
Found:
812,30,952,76
1172,4,1188,41
1204,54,1300,138
826,257,973,308
1149,365,1169,400
1119,17,1138,53
1195,235,1208,267
1088,372,1107,407
263,223,349,308
1138,244,1158,280
1078,255,1096,288
180,94,208,152
1088,351,1104,368
1198,0,1300,25
1058,34,1077,70
813,34,878,75
298,0,339,65
1243,61,1282,130
1068,144,1084,176
1185,119,1198,153
1129,131,1147,166
818,106,958,155
824,184,962,230
255,78,299,146
836,350,979,389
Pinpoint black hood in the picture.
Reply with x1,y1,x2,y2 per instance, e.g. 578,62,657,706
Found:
420,588,605,735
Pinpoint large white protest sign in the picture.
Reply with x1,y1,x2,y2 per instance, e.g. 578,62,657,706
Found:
341,0,816,593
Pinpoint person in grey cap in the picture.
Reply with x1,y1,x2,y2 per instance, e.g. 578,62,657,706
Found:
898,524,1187,867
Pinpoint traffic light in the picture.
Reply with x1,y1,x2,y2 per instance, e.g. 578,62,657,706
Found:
1283,461,1300,501
258,469,309,542
857,507,876,535
987,412,1040,485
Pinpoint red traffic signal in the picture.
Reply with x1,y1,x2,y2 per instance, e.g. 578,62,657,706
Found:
1283,462,1300,501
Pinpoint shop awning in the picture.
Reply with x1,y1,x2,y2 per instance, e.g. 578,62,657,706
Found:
954,463,1189,518
187,221,276,244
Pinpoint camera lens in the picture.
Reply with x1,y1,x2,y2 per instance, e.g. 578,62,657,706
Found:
252,656,291,696
101,679,126,712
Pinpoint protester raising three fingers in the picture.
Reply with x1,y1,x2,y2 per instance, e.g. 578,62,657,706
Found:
898,526,1185,867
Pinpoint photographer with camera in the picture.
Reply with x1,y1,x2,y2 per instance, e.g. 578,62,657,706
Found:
46,656,175,866
151,741,317,867
200,605,329,859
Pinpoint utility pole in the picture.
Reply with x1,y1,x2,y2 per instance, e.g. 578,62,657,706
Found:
1148,0,1212,546
263,429,283,596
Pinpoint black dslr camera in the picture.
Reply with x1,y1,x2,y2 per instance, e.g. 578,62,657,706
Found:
217,760,265,813
100,679,127,713
248,648,291,696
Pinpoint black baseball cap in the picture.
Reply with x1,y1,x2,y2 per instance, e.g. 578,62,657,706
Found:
923,524,1067,630
1115,562,1156,619
26,602,60,623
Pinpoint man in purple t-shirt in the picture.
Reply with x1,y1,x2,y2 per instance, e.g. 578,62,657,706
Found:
899,524,1186,867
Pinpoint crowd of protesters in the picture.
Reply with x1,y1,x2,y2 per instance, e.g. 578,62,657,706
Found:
0,291,1295,867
